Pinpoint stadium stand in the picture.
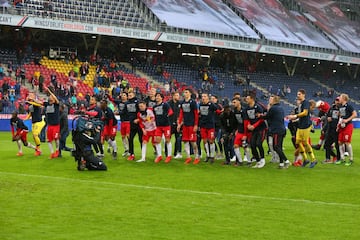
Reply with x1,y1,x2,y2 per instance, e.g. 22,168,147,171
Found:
0,48,40,113
225,0,336,49
0,0,359,114
4,0,359,60
17,0,154,28
296,0,360,53
101,61,150,94
333,0,360,21
40,57,96,87
142,0,259,39
137,60,360,114
23,62,93,95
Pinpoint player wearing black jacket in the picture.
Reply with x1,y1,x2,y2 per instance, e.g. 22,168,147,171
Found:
259,95,290,169
323,98,340,163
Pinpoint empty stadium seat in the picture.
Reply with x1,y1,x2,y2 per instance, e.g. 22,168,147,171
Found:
20,0,149,28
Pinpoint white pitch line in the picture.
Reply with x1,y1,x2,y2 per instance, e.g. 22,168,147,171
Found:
1,171,359,208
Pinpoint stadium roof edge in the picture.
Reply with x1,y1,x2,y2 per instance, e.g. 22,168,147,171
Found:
0,14,359,65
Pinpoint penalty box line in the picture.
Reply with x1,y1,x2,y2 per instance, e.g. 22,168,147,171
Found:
0,171,359,208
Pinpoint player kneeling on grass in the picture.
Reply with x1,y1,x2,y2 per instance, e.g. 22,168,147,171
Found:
10,111,39,156
135,101,157,163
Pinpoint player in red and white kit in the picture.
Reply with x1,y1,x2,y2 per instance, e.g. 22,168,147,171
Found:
177,89,200,164
10,111,38,156
100,99,118,160
45,87,61,159
232,97,251,166
199,92,222,163
336,94,357,166
135,101,157,163
153,93,174,163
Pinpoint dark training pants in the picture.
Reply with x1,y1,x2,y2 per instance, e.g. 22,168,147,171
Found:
250,130,266,162
129,124,143,155
272,132,288,164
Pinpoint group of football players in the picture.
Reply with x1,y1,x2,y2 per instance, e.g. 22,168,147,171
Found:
10,87,357,169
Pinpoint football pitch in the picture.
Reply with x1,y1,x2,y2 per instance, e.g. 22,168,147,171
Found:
0,130,359,240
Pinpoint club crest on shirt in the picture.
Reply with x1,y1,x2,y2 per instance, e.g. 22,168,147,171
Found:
154,105,164,115
46,104,55,113
182,103,191,112
200,106,209,115
247,109,256,119
127,103,137,112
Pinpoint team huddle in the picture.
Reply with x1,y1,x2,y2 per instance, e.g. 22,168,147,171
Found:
10,87,357,170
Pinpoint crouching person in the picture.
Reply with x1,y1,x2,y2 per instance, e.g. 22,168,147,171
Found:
74,124,107,171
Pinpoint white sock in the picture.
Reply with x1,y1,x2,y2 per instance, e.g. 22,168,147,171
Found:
26,142,36,149
269,139,279,160
17,140,22,153
48,142,54,154
268,136,274,152
191,142,198,158
141,143,147,160
166,142,172,157
122,137,129,151
347,144,353,161
107,139,113,149
185,142,190,157
244,147,251,161
204,143,210,157
112,140,117,152
155,143,162,157
234,147,242,162
210,143,215,158
339,143,345,160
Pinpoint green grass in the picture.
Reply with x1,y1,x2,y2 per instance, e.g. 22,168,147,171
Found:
0,130,359,240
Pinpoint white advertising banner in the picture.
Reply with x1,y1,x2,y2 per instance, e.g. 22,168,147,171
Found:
259,45,335,61
21,16,160,40
159,33,260,52
334,55,360,65
0,14,25,26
